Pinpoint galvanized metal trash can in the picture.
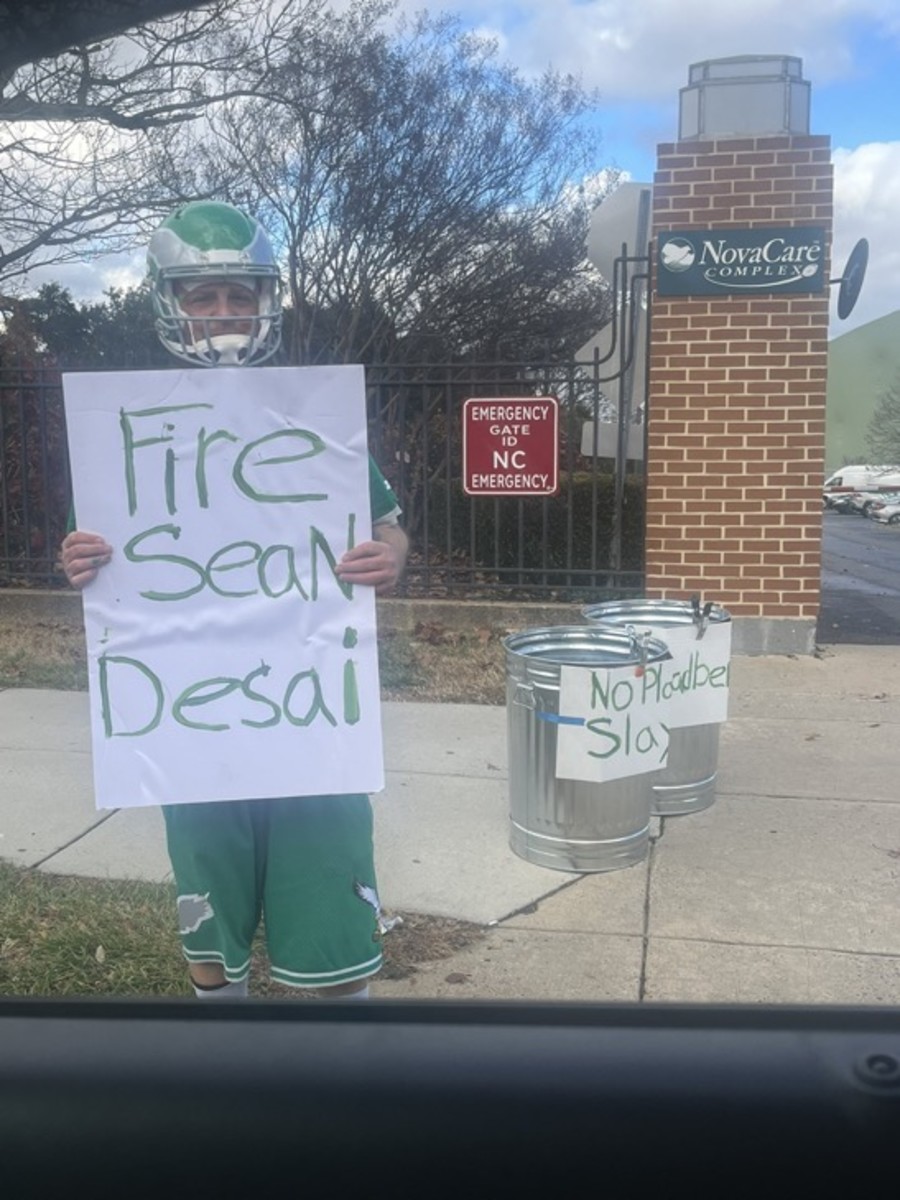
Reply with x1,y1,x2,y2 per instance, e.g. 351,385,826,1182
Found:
582,599,731,817
504,625,671,873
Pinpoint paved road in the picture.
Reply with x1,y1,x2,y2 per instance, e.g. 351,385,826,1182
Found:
818,509,900,644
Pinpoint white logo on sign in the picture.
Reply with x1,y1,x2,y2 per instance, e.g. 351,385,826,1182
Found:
660,238,696,273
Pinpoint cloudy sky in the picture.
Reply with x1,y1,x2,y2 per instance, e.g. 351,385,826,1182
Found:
421,0,900,337
40,0,899,338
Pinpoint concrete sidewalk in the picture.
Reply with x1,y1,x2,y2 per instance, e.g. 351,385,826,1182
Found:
2,643,899,1005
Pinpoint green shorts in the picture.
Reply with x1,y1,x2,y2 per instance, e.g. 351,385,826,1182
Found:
162,793,383,989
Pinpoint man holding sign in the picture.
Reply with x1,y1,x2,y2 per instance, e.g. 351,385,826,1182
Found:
61,202,407,1001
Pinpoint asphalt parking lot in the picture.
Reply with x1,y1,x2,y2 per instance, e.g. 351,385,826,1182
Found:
818,509,900,644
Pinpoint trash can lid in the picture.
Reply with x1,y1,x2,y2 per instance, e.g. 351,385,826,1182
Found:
504,625,670,668
581,598,731,628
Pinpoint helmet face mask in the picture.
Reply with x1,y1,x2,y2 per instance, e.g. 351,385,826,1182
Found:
147,203,283,367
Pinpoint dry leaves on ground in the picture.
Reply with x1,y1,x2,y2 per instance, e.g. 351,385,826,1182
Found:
378,622,508,705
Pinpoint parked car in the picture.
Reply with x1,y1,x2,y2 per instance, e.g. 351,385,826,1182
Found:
870,500,900,525
840,489,900,516
847,491,879,515
825,491,860,514
865,492,900,519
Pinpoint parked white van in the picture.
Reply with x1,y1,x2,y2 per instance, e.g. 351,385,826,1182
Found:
823,465,900,499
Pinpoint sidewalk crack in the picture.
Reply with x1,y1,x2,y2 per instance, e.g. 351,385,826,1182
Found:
638,822,664,1001
490,876,583,925
27,809,120,870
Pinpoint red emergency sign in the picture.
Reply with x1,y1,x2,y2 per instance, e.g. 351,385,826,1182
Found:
462,396,559,497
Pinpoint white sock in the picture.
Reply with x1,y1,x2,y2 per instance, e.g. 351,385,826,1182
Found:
192,977,249,1000
338,985,370,1001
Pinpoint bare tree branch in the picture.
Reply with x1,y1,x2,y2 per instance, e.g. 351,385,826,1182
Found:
159,6,613,367
0,0,323,282
0,2,202,67
5,0,614,371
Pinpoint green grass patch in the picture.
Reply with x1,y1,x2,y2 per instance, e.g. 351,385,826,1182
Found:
0,619,88,690
377,628,428,691
378,623,507,704
0,861,484,999
0,862,318,998
0,860,188,997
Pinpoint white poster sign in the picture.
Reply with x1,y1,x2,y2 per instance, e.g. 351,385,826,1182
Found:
619,621,731,728
62,365,384,810
555,663,671,784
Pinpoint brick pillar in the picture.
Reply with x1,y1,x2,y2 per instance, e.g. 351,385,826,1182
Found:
645,135,832,653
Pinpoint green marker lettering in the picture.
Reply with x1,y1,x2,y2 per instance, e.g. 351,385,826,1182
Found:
119,403,213,516
99,654,164,737
195,426,240,508
590,671,611,710
232,428,328,503
585,716,620,759
283,668,337,727
240,662,282,728
342,626,361,723
258,543,309,600
310,516,355,601
343,658,360,725
164,446,177,515
206,541,262,598
124,523,206,601
172,677,243,731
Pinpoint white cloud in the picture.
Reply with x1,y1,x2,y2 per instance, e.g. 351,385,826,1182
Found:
398,1,899,333
831,141,900,333
403,0,900,100
21,250,145,302
16,2,899,337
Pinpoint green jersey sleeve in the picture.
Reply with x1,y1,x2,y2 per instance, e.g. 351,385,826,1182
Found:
368,455,401,523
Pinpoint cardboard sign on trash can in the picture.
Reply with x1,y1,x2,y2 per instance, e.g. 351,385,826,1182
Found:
554,660,671,785
631,621,731,728
504,625,671,873
582,599,732,817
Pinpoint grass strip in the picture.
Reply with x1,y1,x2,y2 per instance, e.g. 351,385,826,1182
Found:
0,861,484,998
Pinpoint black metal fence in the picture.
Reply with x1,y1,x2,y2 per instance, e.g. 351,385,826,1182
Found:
0,362,72,587
1,352,646,599
368,353,645,600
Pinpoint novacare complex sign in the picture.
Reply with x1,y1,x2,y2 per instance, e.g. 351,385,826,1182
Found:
656,227,826,296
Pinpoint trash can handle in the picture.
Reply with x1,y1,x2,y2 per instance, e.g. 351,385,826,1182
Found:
690,594,713,639
513,682,537,710
623,625,653,675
